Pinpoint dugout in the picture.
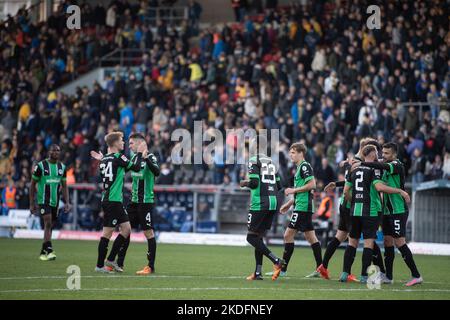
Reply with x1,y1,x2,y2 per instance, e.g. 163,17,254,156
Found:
412,179,450,244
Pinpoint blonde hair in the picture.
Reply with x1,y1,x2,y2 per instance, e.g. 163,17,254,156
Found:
105,131,124,147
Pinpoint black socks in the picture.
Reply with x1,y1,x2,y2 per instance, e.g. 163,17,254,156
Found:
117,235,131,267
255,249,263,275
282,243,295,272
398,244,421,278
322,237,341,269
311,241,323,268
97,237,109,268
246,234,278,264
147,237,157,269
384,246,395,280
107,234,126,262
343,245,356,274
361,247,373,277
372,242,386,273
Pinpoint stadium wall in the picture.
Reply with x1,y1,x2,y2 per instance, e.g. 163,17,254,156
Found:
12,229,450,256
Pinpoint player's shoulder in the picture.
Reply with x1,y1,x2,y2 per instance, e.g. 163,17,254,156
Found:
299,161,313,170
249,155,259,163
390,159,403,166
147,153,158,160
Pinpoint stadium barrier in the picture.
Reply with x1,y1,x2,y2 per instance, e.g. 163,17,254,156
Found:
411,179,450,244
12,229,450,256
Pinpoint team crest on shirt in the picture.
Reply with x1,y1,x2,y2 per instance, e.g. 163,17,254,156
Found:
58,169,63,175
112,219,117,226
302,166,308,171
40,208,45,214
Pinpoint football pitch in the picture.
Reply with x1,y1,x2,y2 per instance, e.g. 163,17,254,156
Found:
0,239,449,300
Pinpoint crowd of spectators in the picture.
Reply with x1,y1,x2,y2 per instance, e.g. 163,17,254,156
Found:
0,0,449,216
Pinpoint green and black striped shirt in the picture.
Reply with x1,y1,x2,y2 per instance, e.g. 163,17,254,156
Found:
130,153,160,203
32,160,67,207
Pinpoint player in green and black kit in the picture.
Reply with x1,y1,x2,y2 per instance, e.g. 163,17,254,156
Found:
317,138,385,280
273,143,323,279
120,133,160,275
94,131,145,273
354,142,422,286
341,145,410,283
30,144,71,261
239,135,286,281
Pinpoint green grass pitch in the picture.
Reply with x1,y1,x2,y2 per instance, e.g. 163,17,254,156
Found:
0,239,449,300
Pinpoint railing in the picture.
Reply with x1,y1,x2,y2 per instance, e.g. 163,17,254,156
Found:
397,101,449,122
0,0,43,26
98,49,150,68
144,6,188,26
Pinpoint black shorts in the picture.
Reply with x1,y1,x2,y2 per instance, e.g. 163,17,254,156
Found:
248,211,275,233
101,201,129,228
127,202,155,231
337,204,351,232
39,205,58,221
382,214,408,238
349,216,380,240
288,211,314,232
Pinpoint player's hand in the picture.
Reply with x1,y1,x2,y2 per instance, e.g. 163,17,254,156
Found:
239,180,248,188
400,190,411,204
350,161,361,172
324,182,336,192
139,141,148,153
280,203,290,214
30,203,37,215
339,160,348,168
64,203,72,213
284,188,295,196
90,150,103,160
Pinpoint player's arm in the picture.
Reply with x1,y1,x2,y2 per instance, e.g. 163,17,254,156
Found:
119,152,143,172
280,198,294,214
90,150,104,160
61,167,71,213
240,159,260,189
359,161,390,171
374,181,410,203
29,164,42,214
343,182,352,203
285,178,316,195
240,177,259,189
285,163,315,196
146,154,160,176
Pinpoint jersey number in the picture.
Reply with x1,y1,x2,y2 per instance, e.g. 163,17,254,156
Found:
355,171,364,192
100,162,113,182
261,163,276,184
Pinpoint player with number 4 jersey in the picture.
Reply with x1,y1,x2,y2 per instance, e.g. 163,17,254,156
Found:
94,131,144,274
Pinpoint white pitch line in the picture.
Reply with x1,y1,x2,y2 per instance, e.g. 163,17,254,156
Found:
0,275,446,286
1,287,450,294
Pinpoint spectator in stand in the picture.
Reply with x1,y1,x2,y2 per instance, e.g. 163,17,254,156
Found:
411,148,427,185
